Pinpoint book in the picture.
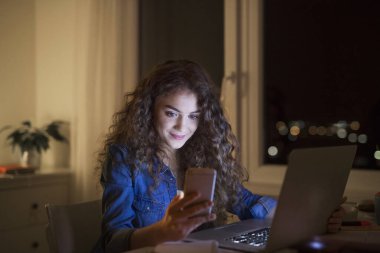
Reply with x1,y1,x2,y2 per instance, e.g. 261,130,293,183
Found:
0,164,36,175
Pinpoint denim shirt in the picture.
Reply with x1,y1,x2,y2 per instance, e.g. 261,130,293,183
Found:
96,144,277,253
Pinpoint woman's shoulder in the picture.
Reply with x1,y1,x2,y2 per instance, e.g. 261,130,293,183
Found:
109,143,129,157
102,144,133,184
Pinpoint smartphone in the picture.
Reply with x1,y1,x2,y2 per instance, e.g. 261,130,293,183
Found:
184,168,217,215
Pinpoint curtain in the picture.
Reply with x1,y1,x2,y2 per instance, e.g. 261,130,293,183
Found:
71,0,138,202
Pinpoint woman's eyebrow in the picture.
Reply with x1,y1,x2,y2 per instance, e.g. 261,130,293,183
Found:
165,105,200,114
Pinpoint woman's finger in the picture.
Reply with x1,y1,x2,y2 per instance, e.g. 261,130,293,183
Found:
164,213,216,240
170,191,200,212
181,200,213,218
182,213,217,231
171,200,213,220
167,194,182,209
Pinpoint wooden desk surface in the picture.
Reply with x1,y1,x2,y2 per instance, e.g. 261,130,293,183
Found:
294,210,380,253
125,211,380,253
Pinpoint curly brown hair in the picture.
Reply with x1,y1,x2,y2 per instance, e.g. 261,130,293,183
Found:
97,60,248,224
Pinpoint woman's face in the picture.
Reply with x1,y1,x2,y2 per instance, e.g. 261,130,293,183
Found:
154,88,200,153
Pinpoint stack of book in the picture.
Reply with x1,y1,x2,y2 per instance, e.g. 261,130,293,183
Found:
0,164,36,175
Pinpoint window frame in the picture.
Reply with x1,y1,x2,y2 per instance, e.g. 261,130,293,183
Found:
224,0,380,201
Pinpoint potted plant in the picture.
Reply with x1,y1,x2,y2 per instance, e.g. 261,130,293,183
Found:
0,120,68,168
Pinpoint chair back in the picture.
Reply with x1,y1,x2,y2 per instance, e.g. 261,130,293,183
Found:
45,200,102,253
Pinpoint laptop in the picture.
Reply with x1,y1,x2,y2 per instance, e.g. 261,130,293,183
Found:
187,145,357,252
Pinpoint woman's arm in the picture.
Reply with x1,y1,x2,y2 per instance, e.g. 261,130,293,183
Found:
130,193,215,249
229,185,277,220
229,184,344,234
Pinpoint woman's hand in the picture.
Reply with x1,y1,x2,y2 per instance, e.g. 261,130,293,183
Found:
157,191,216,242
327,197,347,233
130,191,215,249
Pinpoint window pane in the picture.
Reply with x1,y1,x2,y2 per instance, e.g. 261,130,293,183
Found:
263,0,380,169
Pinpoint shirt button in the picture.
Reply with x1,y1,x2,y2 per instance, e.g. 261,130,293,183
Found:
146,206,150,210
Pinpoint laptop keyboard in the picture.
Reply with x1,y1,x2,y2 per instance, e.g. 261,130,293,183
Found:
225,227,270,246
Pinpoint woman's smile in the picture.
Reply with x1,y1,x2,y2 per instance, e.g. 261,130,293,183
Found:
170,133,186,140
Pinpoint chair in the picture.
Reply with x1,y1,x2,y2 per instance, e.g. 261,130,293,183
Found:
45,200,102,253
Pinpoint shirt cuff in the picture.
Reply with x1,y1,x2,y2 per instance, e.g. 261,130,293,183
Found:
105,228,135,253
250,196,277,218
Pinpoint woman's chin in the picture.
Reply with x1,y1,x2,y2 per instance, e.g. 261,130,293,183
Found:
168,141,186,150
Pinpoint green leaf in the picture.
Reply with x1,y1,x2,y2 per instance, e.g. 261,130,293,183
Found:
46,122,67,142
2,120,67,153
0,125,12,134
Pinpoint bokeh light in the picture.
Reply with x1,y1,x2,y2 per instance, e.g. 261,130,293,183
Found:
350,121,360,131
348,133,357,143
308,126,317,135
374,151,380,160
290,126,300,136
268,146,278,157
358,134,367,144
337,128,347,139
316,126,327,136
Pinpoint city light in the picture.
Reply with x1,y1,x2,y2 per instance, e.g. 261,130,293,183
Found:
337,128,347,139
270,119,375,168
276,121,288,136
273,120,369,145
268,146,278,157
316,126,327,136
308,126,317,135
358,134,367,144
348,133,357,143
374,151,380,160
350,121,360,131
335,121,348,128
290,126,300,136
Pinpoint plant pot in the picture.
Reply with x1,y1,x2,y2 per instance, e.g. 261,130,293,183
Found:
20,149,41,169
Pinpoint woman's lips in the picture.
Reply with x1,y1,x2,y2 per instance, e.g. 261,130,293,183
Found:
170,133,186,140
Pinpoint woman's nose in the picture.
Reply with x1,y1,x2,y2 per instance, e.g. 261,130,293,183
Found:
174,116,184,130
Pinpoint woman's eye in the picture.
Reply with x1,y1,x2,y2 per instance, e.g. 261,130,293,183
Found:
165,111,177,117
189,114,199,120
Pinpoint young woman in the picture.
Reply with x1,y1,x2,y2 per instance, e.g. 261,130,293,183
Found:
94,60,343,253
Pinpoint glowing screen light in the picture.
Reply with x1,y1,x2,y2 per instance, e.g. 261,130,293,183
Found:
308,240,326,250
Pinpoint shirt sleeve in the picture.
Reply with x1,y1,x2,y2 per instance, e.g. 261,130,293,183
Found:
101,144,136,253
229,184,277,220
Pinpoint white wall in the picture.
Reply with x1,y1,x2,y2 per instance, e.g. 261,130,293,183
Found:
0,0,36,164
0,0,75,168
35,0,75,167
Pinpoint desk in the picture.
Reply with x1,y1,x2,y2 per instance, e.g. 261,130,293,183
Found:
295,210,380,253
126,230,380,253
126,211,380,253
126,228,380,253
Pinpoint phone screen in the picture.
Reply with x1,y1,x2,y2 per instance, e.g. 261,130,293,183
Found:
184,168,217,215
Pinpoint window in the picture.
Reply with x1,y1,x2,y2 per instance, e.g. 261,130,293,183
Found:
263,0,380,170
